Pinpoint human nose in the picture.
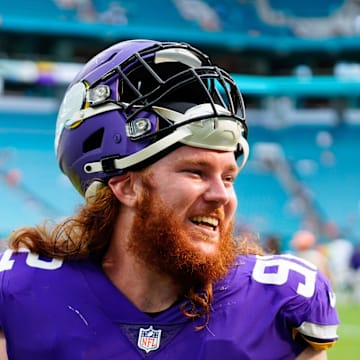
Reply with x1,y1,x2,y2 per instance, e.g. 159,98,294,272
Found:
203,177,232,205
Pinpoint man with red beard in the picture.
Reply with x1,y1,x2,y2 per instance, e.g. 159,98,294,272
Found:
0,40,338,359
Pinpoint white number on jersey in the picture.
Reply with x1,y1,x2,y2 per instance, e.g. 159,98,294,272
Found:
0,248,63,271
252,254,317,298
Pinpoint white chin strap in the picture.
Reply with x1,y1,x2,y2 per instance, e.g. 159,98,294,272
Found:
83,103,249,175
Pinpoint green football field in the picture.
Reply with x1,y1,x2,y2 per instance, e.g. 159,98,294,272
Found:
327,302,360,359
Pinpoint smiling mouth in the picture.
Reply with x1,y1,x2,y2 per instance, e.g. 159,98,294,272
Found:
190,216,219,231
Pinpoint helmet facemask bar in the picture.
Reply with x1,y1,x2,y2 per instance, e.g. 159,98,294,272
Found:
86,48,247,144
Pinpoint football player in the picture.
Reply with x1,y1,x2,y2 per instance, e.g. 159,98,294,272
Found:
0,39,338,359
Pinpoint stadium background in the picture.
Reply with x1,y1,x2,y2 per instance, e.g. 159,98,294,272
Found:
0,1,359,357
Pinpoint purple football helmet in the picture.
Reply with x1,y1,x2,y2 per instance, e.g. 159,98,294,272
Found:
55,39,249,196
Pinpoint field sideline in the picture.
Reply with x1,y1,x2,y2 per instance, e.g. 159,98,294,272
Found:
327,302,360,359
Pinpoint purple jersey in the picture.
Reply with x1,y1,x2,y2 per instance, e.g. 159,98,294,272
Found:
0,249,339,359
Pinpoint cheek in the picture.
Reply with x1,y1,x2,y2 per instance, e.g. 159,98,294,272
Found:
227,191,238,215
163,186,194,207
157,180,199,210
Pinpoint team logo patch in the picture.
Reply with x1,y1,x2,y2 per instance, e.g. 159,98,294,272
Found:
137,325,162,353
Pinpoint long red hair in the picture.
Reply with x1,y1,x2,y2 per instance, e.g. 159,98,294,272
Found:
7,184,263,329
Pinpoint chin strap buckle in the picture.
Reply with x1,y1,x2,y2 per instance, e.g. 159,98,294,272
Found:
100,155,121,173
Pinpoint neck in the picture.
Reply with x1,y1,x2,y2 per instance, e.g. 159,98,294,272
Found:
102,243,181,313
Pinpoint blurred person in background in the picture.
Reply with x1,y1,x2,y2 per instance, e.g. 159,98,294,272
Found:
325,224,354,301
290,229,332,281
349,242,360,302
263,233,282,254
0,39,338,359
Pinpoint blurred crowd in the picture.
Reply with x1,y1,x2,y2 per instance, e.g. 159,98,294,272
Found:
262,226,360,304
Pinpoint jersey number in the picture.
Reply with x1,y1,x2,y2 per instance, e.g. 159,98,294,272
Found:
0,248,63,271
252,255,316,298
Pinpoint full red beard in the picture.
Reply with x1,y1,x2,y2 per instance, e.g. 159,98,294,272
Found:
127,176,237,290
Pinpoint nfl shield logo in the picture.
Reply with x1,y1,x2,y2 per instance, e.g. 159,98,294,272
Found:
137,325,162,353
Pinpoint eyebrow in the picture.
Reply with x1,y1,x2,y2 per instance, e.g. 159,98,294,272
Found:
179,158,240,173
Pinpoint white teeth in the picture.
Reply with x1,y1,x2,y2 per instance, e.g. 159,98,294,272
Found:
191,216,219,227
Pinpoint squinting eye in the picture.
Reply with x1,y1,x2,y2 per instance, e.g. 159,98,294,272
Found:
191,171,203,179
224,175,235,183
184,169,202,176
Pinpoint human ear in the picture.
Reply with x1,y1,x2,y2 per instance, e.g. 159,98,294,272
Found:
108,173,139,207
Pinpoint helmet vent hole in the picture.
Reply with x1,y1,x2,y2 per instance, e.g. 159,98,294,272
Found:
83,128,105,153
